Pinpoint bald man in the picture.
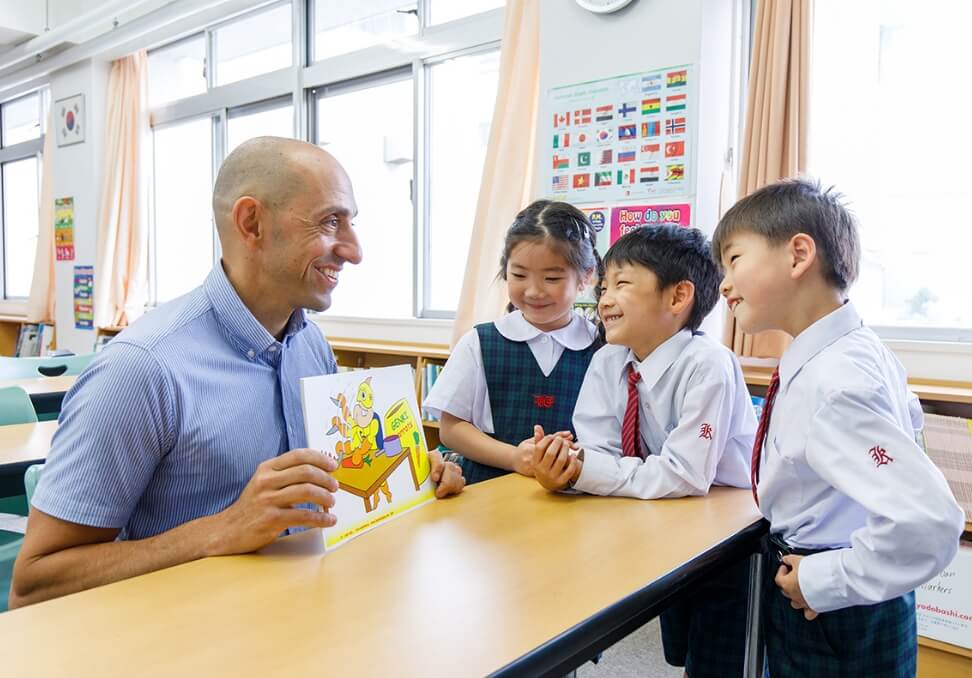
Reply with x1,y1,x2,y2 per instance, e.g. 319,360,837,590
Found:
10,138,464,608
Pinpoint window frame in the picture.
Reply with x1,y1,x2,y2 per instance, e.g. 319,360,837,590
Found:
0,90,46,301
145,0,504,316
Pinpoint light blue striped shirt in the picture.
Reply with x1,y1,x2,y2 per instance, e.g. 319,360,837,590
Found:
32,264,337,540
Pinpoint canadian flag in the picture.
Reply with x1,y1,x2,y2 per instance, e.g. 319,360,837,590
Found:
553,112,571,128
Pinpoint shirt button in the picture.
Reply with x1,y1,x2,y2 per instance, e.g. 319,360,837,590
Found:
247,349,255,359
540,336,549,343
268,346,277,353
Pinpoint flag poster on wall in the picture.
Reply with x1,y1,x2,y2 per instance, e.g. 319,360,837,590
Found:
545,65,694,203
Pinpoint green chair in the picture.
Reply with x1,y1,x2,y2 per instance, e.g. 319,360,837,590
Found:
0,353,96,379
0,386,38,426
23,464,42,505
0,466,42,613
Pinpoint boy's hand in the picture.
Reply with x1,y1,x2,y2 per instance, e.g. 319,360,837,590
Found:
429,450,465,498
514,426,578,477
775,555,819,620
533,434,581,491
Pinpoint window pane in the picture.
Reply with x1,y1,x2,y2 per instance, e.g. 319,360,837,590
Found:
215,3,293,87
314,1,418,62
316,77,413,318
226,102,294,155
429,0,505,25
2,93,41,146
148,35,207,107
2,157,39,298
427,50,499,311
153,118,214,304
810,0,972,333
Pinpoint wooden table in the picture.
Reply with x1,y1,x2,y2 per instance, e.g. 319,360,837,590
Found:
1,375,77,419
0,476,764,677
0,420,56,470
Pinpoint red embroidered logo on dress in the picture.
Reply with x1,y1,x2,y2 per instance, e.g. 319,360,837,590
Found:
533,394,555,408
699,423,713,440
869,445,894,467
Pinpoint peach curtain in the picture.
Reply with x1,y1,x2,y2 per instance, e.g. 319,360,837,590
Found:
724,0,811,357
450,0,539,347
24,111,56,323
93,50,149,329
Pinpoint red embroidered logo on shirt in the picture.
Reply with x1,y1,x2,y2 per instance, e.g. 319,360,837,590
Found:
533,394,555,408
869,445,894,467
699,423,713,440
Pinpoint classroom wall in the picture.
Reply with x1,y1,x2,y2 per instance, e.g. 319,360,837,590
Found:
49,58,109,354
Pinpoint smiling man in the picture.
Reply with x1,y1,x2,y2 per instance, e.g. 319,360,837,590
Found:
10,138,464,608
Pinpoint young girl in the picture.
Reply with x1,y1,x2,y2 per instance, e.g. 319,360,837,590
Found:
424,200,602,484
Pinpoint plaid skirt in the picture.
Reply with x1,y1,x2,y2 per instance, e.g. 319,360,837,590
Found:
763,538,917,677
659,556,751,678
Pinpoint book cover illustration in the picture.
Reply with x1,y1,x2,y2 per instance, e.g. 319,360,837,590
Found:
301,364,435,549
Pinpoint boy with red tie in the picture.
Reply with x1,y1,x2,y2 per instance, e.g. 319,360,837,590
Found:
713,179,963,676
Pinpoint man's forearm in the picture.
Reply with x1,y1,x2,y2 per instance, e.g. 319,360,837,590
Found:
10,511,222,609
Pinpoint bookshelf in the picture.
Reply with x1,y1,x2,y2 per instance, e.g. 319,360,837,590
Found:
0,316,55,357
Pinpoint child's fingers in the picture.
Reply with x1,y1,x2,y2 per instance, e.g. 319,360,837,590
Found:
534,425,545,443
774,565,791,592
803,609,819,621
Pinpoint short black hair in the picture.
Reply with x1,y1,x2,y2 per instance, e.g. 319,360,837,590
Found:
711,178,861,291
603,225,719,331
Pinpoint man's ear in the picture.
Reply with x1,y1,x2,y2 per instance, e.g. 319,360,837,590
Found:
231,196,267,249
669,280,695,317
788,233,817,280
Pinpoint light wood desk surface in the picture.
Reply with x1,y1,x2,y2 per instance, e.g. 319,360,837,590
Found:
0,476,762,677
0,375,77,398
0,420,56,468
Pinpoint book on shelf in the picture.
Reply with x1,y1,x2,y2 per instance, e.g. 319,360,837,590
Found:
15,323,40,357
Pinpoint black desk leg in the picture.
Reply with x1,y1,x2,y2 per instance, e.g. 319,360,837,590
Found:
742,553,764,678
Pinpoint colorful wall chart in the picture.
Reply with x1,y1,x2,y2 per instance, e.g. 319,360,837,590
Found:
73,265,93,330
546,65,694,203
54,197,76,261
609,203,692,245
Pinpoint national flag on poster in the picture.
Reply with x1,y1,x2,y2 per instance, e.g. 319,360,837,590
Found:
617,102,637,119
573,108,592,125
616,168,636,185
553,112,571,128
667,69,688,87
618,124,637,140
599,149,613,165
595,171,613,187
666,164,685,181
596,128,612,145
575,130,590,146
665,140,685,158
553,155,569,170
552,175,569,191
640,166,660,183
595,105,613,122
666,117,686,135
641,74,662,93
553,133,570,148
641,143,660,161
642,120,661,138
641,98,661,115
617,150,636,163
577,151,591,167
666,93,687,112
573,173,590,189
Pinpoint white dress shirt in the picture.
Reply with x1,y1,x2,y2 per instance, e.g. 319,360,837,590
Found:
423,311,598,433
759,302,964,613
572,329,754,499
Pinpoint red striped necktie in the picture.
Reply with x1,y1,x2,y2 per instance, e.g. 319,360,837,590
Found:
622,364,643,459
751,368,780,506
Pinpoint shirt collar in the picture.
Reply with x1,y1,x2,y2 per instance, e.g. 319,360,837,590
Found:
204,263,308,357
494,310,596,350
779,301,862,390
624,329,696,392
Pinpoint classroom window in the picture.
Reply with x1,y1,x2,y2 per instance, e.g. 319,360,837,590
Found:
151,117,215,304
314,72,414,318
213,2,293,87
809,0,972,341
312,1,419,62
1,157,40,299
226,99,295,155
1,92,43,146
425,49,500,313
147,35,207,107
427,0,505,26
